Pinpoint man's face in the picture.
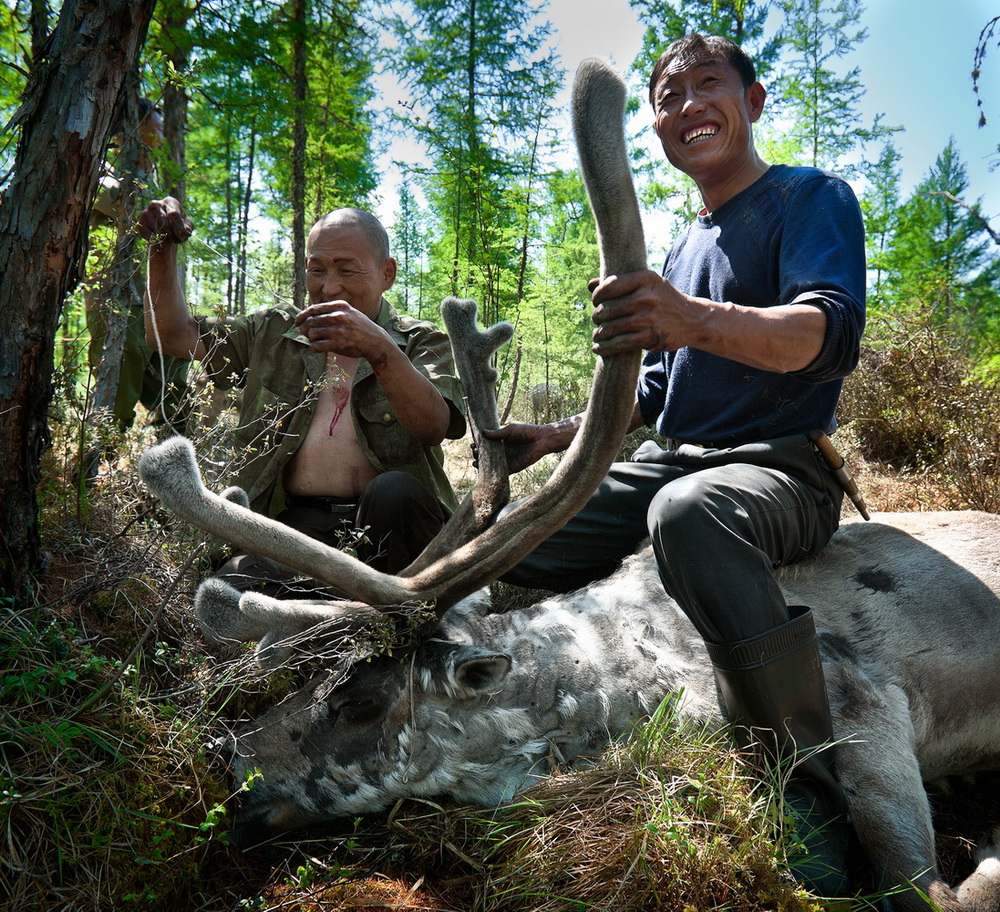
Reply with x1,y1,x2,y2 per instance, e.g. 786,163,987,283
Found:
304,223,396,320
139,110,164,151
651,53,764,186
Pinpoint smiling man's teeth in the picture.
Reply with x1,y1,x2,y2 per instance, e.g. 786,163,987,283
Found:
683,127,719,144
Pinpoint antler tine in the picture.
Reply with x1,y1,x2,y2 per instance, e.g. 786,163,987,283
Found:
444,297,514,529
572,59,648,277
402,297,513,576
195,577,396,670
138,437,416,607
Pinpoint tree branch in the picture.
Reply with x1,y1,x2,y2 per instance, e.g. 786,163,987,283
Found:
933,191,1000,247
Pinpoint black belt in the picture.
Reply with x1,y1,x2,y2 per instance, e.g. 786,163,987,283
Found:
663,439,717,450
285,494,359,515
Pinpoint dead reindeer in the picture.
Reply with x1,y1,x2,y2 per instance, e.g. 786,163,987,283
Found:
138,60,1000,912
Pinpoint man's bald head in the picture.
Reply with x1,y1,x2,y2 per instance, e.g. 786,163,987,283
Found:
308,208,390,263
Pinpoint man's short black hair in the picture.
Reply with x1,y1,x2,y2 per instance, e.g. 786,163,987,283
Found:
648,34,757,106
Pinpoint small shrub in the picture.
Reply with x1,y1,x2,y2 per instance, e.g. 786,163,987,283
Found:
840,309,1000,512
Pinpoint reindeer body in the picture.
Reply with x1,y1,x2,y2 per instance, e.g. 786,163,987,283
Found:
219,510,1000,911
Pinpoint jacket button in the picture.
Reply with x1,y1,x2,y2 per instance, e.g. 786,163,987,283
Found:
383,413,391,422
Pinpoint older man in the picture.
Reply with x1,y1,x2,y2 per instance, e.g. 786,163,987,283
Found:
490,34,866,896
139,199,465,585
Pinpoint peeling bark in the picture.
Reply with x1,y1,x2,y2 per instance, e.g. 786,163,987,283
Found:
0,0,155,606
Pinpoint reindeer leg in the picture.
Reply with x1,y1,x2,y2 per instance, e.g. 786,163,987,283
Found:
828,661,964,911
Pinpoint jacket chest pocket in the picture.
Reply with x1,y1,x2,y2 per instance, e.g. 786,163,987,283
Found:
353,383,421,468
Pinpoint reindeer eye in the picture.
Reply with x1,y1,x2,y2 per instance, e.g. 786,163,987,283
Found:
338,697,385,727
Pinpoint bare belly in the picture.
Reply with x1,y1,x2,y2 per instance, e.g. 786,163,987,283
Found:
283,357,377,498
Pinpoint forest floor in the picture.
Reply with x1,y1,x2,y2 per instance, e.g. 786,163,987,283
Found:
10,419,1000,912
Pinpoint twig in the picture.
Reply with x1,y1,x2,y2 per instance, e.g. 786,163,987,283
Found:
70,542,205,717
932,191,1000,246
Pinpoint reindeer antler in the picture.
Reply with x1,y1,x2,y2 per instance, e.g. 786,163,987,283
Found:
402,297,514,575
139,57,645,619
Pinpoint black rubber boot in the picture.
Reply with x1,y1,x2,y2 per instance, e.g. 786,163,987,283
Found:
705,605,853,899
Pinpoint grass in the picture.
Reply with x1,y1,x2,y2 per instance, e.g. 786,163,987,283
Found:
0,601,232,911
470,697,812,912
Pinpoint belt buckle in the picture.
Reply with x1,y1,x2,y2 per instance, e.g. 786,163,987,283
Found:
321,498,357,515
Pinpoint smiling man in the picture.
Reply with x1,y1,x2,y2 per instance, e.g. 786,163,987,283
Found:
138,199,465,586
489,34,866,897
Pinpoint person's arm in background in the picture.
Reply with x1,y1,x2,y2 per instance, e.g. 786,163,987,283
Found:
138,196,207,361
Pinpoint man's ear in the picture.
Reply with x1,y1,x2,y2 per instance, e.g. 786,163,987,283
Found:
746,81,766,123
382,256,397,291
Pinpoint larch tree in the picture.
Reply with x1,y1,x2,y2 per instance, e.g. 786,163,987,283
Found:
0,0,155,606
629,0,779,83
860,139,903,309
774,0,897,174
517,166,601,403
258,0,378,308
384,0,560,329
146,0,377,318
883,139,1000,343
147,0,196,203
391,178,429,319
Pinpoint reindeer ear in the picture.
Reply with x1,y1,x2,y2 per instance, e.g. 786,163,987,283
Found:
452,646,512,693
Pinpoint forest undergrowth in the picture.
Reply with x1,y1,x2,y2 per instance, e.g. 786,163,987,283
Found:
5,311,1000,912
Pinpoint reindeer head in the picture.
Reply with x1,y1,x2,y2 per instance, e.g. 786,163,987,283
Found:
139,58,646,844
197,580,516,845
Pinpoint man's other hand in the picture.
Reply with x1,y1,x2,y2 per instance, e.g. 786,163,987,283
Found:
138,197,193,245
480,420,579,474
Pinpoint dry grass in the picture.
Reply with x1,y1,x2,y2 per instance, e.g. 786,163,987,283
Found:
3,416,249,912
230,703,823,912
475,706,813,912
1,570,231,912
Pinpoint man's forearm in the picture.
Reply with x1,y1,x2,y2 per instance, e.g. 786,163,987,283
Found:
145,242,205,359
692,299,827,373
591,271,827,374
542,398,644,456
370,344,451,445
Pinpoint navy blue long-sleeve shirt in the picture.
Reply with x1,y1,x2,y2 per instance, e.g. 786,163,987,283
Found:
636,164,866,445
